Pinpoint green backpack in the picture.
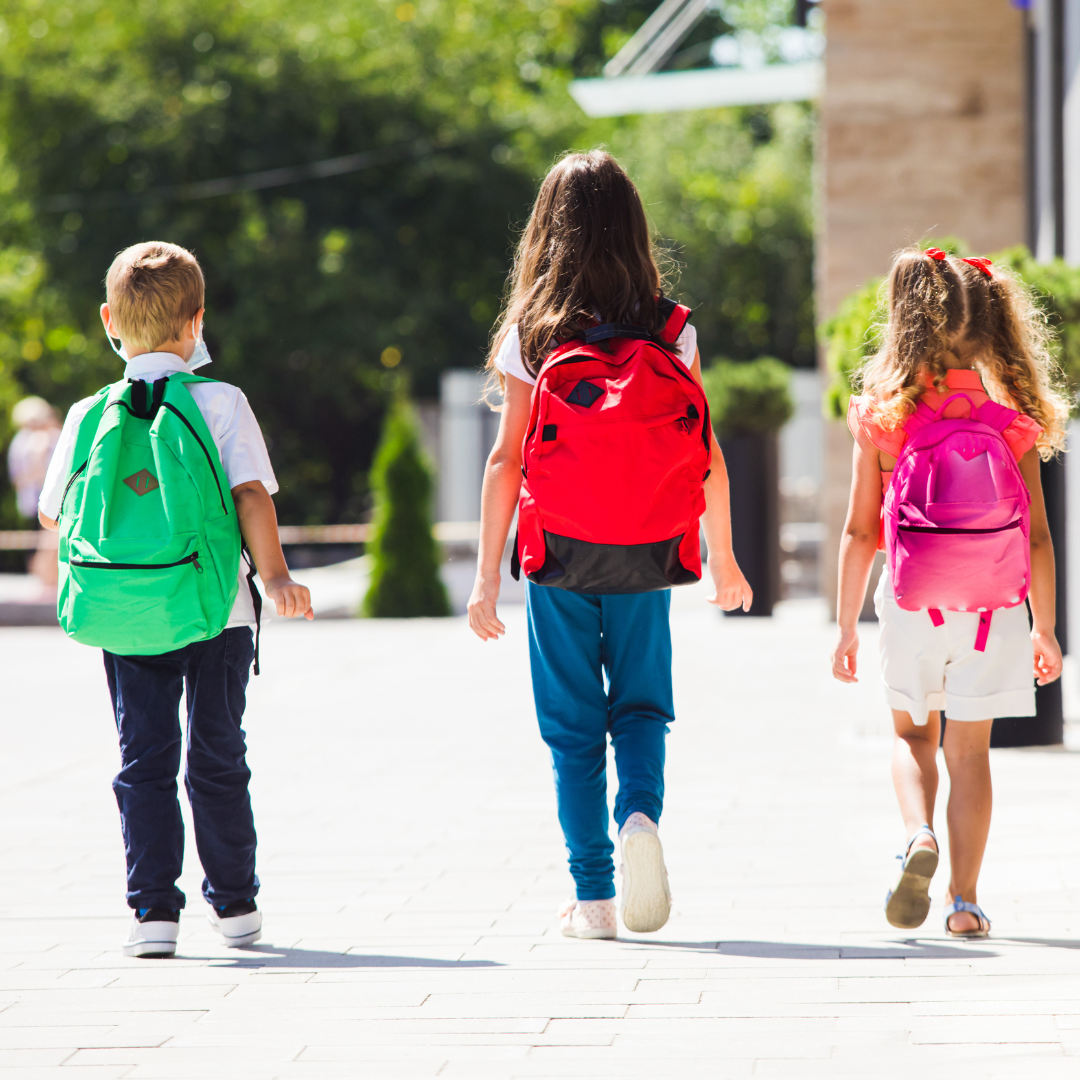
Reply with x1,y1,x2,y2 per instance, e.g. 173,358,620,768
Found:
56,372,245,657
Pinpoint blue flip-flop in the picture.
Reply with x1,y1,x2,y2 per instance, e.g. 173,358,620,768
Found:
885,825,939,929
944,894,990,938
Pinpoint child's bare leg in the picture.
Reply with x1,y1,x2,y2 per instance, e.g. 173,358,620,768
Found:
942,718,993,933
891,709,941,852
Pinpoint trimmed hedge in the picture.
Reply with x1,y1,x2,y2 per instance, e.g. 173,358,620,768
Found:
362,399,451,619
702,356,794,438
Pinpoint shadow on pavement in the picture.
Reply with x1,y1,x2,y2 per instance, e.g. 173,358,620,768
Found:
616,939,998,959
182,945,503,968
994,936,1080,950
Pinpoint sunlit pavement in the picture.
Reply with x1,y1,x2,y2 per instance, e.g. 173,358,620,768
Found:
3,580,1080,1078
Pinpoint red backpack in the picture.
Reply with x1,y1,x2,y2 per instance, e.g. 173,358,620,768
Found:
511,300,711,594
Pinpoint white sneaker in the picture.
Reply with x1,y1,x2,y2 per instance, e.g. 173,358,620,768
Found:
558,899,617,939
207,900,262,947
122,908,180,958
619,813,671,933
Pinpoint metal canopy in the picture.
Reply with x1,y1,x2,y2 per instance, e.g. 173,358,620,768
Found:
570,0,821,117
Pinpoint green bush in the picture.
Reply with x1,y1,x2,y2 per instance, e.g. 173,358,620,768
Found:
702,356,794,438
821,243,1080,419
362,400,450,619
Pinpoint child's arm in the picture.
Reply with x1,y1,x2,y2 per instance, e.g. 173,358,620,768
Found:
231,480,313,620
1019,449,1063,685
690,352,752,611
467,374,532,641
831,430,883,683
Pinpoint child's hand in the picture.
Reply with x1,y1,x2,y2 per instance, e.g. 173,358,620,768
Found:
705,554,753,612
468,574,505,641
264,577,314,620
1032,628,1063,685
831,627,859,683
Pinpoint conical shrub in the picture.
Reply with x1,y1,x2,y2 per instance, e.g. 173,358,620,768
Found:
362,399,451,618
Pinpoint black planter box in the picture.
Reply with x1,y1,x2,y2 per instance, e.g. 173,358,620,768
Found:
719,430,781,617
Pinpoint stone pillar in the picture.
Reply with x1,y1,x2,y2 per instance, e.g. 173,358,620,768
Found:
818,0,1027,615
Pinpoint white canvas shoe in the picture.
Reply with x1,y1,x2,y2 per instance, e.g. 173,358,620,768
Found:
207,900,262,947
619,813,671,933
122,908,180,958
559,898,617,939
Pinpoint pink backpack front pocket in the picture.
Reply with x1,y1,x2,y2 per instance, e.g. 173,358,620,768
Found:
884,394,1031,640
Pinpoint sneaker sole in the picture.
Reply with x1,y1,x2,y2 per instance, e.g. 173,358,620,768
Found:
621,830,671,933
885,847,938,929
220,928,262,948
560,924,617,940
123,938,177,959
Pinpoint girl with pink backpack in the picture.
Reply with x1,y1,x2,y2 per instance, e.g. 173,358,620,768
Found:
832,247,1068,937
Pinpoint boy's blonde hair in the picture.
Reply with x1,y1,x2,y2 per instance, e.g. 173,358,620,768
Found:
105,241,205,351
857,246,1070,459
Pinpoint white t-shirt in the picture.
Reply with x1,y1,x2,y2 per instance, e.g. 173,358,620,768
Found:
493,320,698,386
39,352,278,628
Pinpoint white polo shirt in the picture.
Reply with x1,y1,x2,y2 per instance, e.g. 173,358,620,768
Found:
39,352,278,628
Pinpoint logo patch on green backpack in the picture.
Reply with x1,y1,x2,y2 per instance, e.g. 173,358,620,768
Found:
123,468,160,497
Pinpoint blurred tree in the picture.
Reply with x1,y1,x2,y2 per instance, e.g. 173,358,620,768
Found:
613,103,816,367
362,395,449,619
0,0,814,528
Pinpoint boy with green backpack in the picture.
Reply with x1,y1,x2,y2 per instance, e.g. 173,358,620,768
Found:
38,241,312,957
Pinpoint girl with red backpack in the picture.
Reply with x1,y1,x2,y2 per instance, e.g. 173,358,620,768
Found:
468,151,752,938
832,247,1068,937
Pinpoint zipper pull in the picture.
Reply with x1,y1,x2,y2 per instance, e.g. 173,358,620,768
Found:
192,553,204,574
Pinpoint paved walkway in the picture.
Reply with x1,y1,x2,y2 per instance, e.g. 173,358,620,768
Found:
3,580,1080,1078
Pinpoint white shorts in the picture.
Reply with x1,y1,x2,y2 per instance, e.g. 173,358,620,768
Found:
874,569,1036,725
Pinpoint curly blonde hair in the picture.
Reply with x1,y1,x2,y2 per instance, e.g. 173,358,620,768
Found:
856,246,1069,459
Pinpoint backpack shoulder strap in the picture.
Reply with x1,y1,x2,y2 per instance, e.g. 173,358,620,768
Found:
899,400,937,440
658,299,692,344
976,399,1020,433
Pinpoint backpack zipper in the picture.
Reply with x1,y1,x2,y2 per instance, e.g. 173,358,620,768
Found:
523,346,710,477
160,403,228,514
103,394,229,513
70,551,204,573
897,520,1021,535
57,459,88,519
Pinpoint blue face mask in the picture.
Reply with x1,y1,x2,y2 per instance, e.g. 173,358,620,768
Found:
105,316,212,370
188,319,212,370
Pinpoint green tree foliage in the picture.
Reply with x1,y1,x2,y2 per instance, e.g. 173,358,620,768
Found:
613,104,815,367
362,397,449,619
702,356,793,437
0,0,814,528
821,243,1080,420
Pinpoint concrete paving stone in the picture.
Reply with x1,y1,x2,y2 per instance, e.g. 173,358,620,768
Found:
442,1059,760,1077
293,1044,529,1061
907,1014,1062,1043
126,1060,443,1079
0,1009,204,1028
5,605,1080,1075
0,1026,166,1050
0,1048,71,1066
0,1069,130,1080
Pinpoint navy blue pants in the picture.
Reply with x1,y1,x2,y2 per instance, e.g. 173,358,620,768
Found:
526,583,674,901
103,627,260,911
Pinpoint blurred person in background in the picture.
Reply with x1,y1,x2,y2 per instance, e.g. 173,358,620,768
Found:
7,395,61,586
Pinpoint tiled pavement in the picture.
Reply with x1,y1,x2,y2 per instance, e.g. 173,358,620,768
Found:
3,580,1080,1078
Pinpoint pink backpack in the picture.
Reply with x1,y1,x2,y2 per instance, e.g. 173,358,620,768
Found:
884,393,1031,651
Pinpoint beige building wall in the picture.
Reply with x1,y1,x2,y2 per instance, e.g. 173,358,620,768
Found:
819,0,1027,614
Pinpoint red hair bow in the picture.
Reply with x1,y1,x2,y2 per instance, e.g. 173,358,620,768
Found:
924,247,993,279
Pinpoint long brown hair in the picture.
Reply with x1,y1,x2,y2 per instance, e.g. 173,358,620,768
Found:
858,246,1069,458
487,150,667,390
